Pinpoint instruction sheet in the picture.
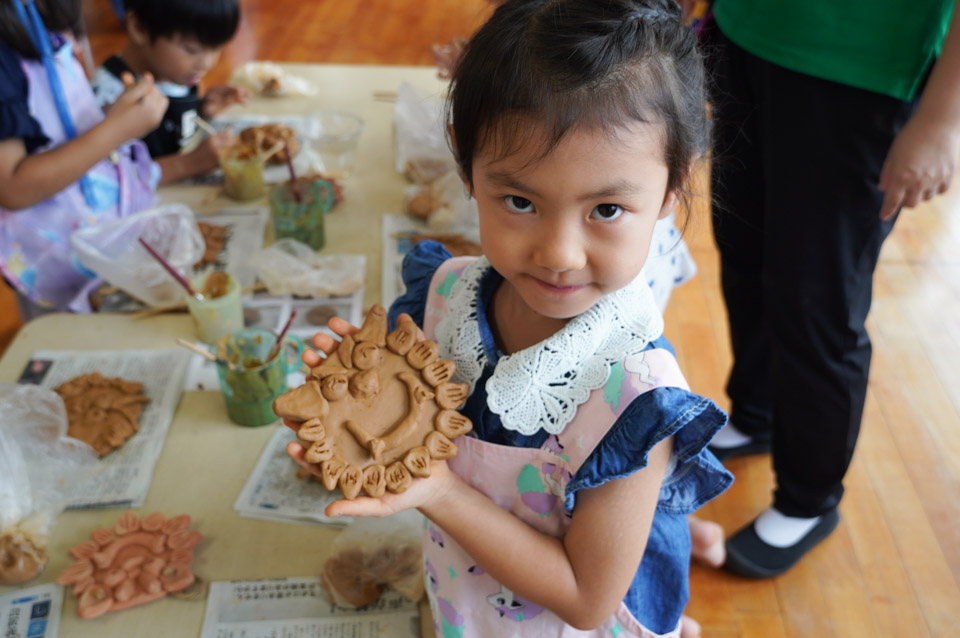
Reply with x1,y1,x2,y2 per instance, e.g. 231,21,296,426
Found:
233,425,348,527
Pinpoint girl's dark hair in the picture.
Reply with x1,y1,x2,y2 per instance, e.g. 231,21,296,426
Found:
0,0,83,59
124,0,240,48
450,0,708,195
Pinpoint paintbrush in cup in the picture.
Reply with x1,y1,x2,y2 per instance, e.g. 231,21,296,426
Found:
266,309,297,363
176,338,237,370
282,145,302,202
138,237,200,298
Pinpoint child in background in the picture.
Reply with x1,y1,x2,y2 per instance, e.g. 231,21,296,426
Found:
0,0,166,316
288,1,732,636
92,0,247,185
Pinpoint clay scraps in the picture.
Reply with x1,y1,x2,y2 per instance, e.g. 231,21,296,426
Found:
57,511,203,619
0,527,46,586
322,543,423,608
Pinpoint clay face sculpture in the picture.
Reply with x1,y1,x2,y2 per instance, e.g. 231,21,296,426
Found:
55,373,149,456
273,304,472,499
57,511,202,619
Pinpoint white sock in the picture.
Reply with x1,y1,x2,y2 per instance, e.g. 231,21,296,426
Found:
710,422,753,448
754,507,822,548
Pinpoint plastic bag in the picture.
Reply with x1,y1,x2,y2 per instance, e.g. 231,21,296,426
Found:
71,204,205,307
321,511,424,607
393,82,456,184
229,61,318,97
404,169,479,232
0,384,97,585
248,239,366,298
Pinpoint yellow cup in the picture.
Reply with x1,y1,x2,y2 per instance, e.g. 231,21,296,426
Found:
185,272,244,344
219,150,267,201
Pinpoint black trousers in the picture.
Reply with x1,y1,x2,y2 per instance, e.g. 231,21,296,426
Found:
707,29,916,517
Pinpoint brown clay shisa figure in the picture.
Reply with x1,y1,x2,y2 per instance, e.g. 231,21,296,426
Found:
57,511,202,619
273,304,473,499
55,373,149,457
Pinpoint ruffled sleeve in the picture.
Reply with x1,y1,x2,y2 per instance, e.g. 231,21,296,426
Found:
565,340,733,515
387,240,452,330
0,41,48,152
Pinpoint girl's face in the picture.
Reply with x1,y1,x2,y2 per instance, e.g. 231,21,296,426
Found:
471,119,676,322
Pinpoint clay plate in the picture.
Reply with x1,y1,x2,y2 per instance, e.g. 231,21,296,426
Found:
273,304,472,499
55,372,149,457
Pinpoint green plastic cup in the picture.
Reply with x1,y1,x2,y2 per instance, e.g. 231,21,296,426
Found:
269,179,336,250
215,327,305,426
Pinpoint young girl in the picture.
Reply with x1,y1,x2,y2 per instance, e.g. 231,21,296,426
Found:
0,0,167,317
289,0,732,635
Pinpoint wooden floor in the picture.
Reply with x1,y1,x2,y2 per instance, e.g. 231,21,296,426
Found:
17,1,960,635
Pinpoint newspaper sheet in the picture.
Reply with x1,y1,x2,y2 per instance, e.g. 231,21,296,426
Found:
0,583,63,638
233,426,348,527
18,349,189,509
200,578,419,638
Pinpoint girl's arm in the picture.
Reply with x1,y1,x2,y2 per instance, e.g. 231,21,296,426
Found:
292,316,672,630
0,74,167,210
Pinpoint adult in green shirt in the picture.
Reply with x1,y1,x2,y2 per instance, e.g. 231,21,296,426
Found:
695,0,960,578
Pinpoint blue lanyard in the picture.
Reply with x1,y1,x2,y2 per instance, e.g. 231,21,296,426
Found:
14,0,97,204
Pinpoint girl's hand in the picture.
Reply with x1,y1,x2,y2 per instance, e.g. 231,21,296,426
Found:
300,313,422,369
284,438,457,518
104,72,168,142
201,85,250,118
878,113,960,219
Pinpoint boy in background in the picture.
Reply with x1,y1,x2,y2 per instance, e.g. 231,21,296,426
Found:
92,0,248,184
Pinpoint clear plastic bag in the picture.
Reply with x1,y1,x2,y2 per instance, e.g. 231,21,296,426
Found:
403,169,479,232
393,82,456,184
321,511,425,607
70,204,205,307
248,239,366,298
0,384,97,585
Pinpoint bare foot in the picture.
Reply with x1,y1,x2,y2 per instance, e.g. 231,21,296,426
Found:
689,515,725,567
680,614,702,637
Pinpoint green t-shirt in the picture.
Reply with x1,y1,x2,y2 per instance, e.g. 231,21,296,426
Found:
713,0,954,101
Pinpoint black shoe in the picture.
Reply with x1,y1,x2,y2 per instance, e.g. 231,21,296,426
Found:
723,509,840,579
707,438,771,462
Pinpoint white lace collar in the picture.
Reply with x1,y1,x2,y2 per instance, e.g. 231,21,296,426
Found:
434,257,664,436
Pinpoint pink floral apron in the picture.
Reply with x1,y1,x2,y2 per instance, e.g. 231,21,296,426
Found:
420,258,689,638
